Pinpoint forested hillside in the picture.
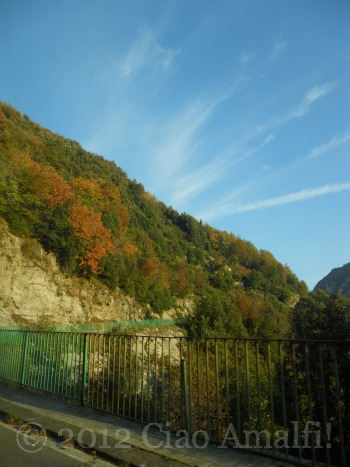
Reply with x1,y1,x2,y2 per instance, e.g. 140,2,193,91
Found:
0,102,310,337
314,262,350,298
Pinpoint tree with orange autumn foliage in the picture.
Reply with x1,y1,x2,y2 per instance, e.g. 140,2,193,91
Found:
68,200,113,274
71,177,128,231
123,243,139,255
12,154,73,208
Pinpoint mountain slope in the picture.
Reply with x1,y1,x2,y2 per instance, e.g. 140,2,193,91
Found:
0,102,308,336
314,262,350,298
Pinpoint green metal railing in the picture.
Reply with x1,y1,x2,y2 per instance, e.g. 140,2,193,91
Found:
0,330,349,466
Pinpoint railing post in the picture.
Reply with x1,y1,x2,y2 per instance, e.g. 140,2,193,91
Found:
181,357,192,434
20,331,29,388
81,333,88,406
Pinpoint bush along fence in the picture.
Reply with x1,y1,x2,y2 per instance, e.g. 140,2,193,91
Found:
0,330,349,466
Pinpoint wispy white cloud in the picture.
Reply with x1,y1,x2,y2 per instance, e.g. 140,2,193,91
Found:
120,27,181,77
291,81,338,118
168,132,275,205
150,74,249,186
307,131,350,159
199,182,350,220
257,81,338,133
238,51,254,66
171,155,231,204
269,40,288,61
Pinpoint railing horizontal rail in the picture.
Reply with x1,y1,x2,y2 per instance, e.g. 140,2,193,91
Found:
0,329,348,467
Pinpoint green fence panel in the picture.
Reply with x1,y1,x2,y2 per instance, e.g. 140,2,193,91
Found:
0,330,25,383
18,331,84,401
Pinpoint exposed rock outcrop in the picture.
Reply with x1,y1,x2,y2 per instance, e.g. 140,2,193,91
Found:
0,218,144,326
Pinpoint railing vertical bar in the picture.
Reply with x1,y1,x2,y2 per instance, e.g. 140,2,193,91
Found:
267,341,275,454
84,334,89,404
42,332,50,391
54,332,61,394
234,339,241,441
101,335,106,410
117,336,121,415
147,337,151,423
197,339,201,431
291,342,302,462
206,339,211,437
168,337,171,426
7,332,12,381
67,333,73,398
38,332,44,390
140,336,144,422
255,341,262,433
245,340,251,433
32,332,37,388
134,337,139,420
62,333,67,396
27,332,33,388
93,334,97,408
188,339,192,434
57,333,64,394
128,336,132,418
64,332,70,396
318,344,331,467
154,337,158,422
81,333,88,406
97,335,102,410
122,336,127,417
111,336,116,414
332,348,346,467
20,331,29,388
279,341,288,458
65,333,70,397
181,357,191,434
106,335,111,413
305,343,315,466
215,339,220,441
74,334,79,400
31,332,37,388
161,338,164,424
224,340,230,430
180,337,184,429
51,333,56,392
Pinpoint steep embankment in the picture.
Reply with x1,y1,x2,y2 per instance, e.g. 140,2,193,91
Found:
0,217,144,326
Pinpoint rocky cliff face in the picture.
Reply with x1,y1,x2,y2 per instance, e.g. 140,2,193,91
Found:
0,218,144,326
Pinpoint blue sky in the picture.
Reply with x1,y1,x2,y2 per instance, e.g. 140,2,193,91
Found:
1,0,349,289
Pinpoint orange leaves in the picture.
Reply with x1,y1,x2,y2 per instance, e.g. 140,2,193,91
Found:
0,108,6,123
10,154,128,276
173,263,190,294
71,177,128,227
141,255,170,289
123,243,139,255
141,256,161,279
71,177,103,204
236,292,250,318
13,154,73,208
68,200,113,274
210,232,219,250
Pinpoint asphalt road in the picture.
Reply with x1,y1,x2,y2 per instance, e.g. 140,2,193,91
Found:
0,421,116,467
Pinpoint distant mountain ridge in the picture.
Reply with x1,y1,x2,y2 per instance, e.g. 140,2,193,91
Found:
314,262,350,298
